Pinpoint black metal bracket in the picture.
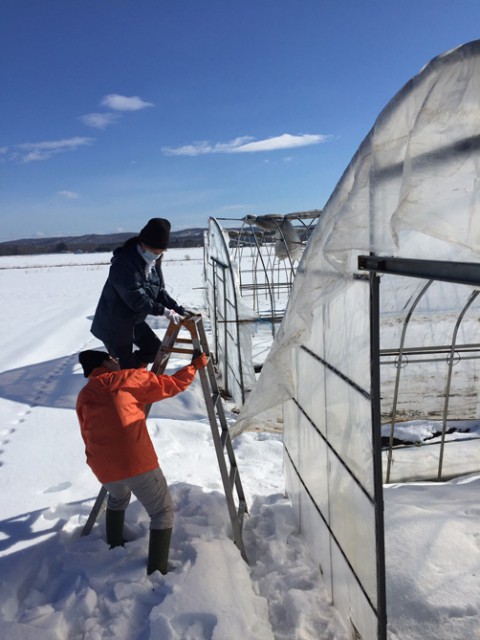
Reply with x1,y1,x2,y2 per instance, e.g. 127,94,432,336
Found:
358,255,480,287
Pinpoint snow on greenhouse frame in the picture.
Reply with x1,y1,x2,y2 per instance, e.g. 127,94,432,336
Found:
235,40,480,639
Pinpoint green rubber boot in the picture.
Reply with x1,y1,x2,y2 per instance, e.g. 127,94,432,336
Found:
106,508,125,549
147,528,172,575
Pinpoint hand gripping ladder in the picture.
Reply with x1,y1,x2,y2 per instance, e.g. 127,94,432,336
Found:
81,316,249,562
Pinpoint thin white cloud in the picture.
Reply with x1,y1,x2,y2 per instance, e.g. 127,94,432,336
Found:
235,133,329,152
100,94,154,111
162,133,330,157
57,190,79,199
15,137,95,163
80,112,120,129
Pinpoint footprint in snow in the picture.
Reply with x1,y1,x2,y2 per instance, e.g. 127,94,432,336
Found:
43,481,72,494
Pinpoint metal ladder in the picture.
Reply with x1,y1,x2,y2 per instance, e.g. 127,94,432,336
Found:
81,315,249,562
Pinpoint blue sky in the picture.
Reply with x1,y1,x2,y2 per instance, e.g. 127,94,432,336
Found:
1,1,480,242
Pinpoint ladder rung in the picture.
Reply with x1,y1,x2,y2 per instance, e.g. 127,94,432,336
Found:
168,347,193,355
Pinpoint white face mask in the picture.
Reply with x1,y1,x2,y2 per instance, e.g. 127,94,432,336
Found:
143,248,159,262
138,244,161,263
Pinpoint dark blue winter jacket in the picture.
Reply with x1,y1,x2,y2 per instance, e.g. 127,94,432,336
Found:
91,238,184,346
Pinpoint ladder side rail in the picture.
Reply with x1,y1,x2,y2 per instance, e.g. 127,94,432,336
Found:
223,434,248,511
186,317,248,560
81,486,108,536
195,319,248,508
196,358,247,558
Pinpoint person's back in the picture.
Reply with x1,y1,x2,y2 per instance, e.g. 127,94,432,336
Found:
76,349,207,574
77,366,159,484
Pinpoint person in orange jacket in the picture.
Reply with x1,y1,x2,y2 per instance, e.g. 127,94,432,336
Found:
76,348,207,575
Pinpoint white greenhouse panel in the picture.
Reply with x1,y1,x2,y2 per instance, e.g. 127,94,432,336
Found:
330,539,379,640
328,451,377,601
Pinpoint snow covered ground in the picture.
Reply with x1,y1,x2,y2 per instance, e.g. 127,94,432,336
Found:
0,248,479,639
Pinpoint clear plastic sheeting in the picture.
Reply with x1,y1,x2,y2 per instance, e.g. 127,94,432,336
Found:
235,40,480,640
229,214,316,325
282,282,380,640
247,215,304,261
238,40,480,421
204,218,257,407
204,213,319,408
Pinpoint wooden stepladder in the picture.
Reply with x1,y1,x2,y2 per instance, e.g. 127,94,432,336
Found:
81,315,249,562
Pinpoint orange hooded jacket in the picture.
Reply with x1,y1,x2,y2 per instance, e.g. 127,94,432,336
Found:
76,355,207,483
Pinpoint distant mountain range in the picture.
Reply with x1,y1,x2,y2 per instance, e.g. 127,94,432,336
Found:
0,210,322,256
0,228,206,256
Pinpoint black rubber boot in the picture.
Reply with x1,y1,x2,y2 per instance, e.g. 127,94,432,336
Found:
147,528,172,575
106,508,125,548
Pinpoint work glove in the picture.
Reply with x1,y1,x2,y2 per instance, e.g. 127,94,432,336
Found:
191,352,208,370
182,308,199,318
164,308,182,325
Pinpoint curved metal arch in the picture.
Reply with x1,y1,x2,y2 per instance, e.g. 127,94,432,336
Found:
438,289,480,478
204,212,320,407
204,217,249,405
385,280,433,482
385,281,480,482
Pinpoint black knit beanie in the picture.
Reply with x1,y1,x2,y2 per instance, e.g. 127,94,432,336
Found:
79,350,109,377
138,218,171,249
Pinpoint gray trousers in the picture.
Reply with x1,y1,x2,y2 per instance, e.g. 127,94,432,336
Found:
103,467,174,530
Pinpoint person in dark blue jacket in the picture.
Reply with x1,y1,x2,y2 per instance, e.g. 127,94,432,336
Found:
91,218,186,369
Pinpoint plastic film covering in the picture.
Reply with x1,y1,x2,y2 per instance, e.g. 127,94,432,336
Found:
235,41,480,639
284,282,379,639
238,39,480,426
204,218,256,407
